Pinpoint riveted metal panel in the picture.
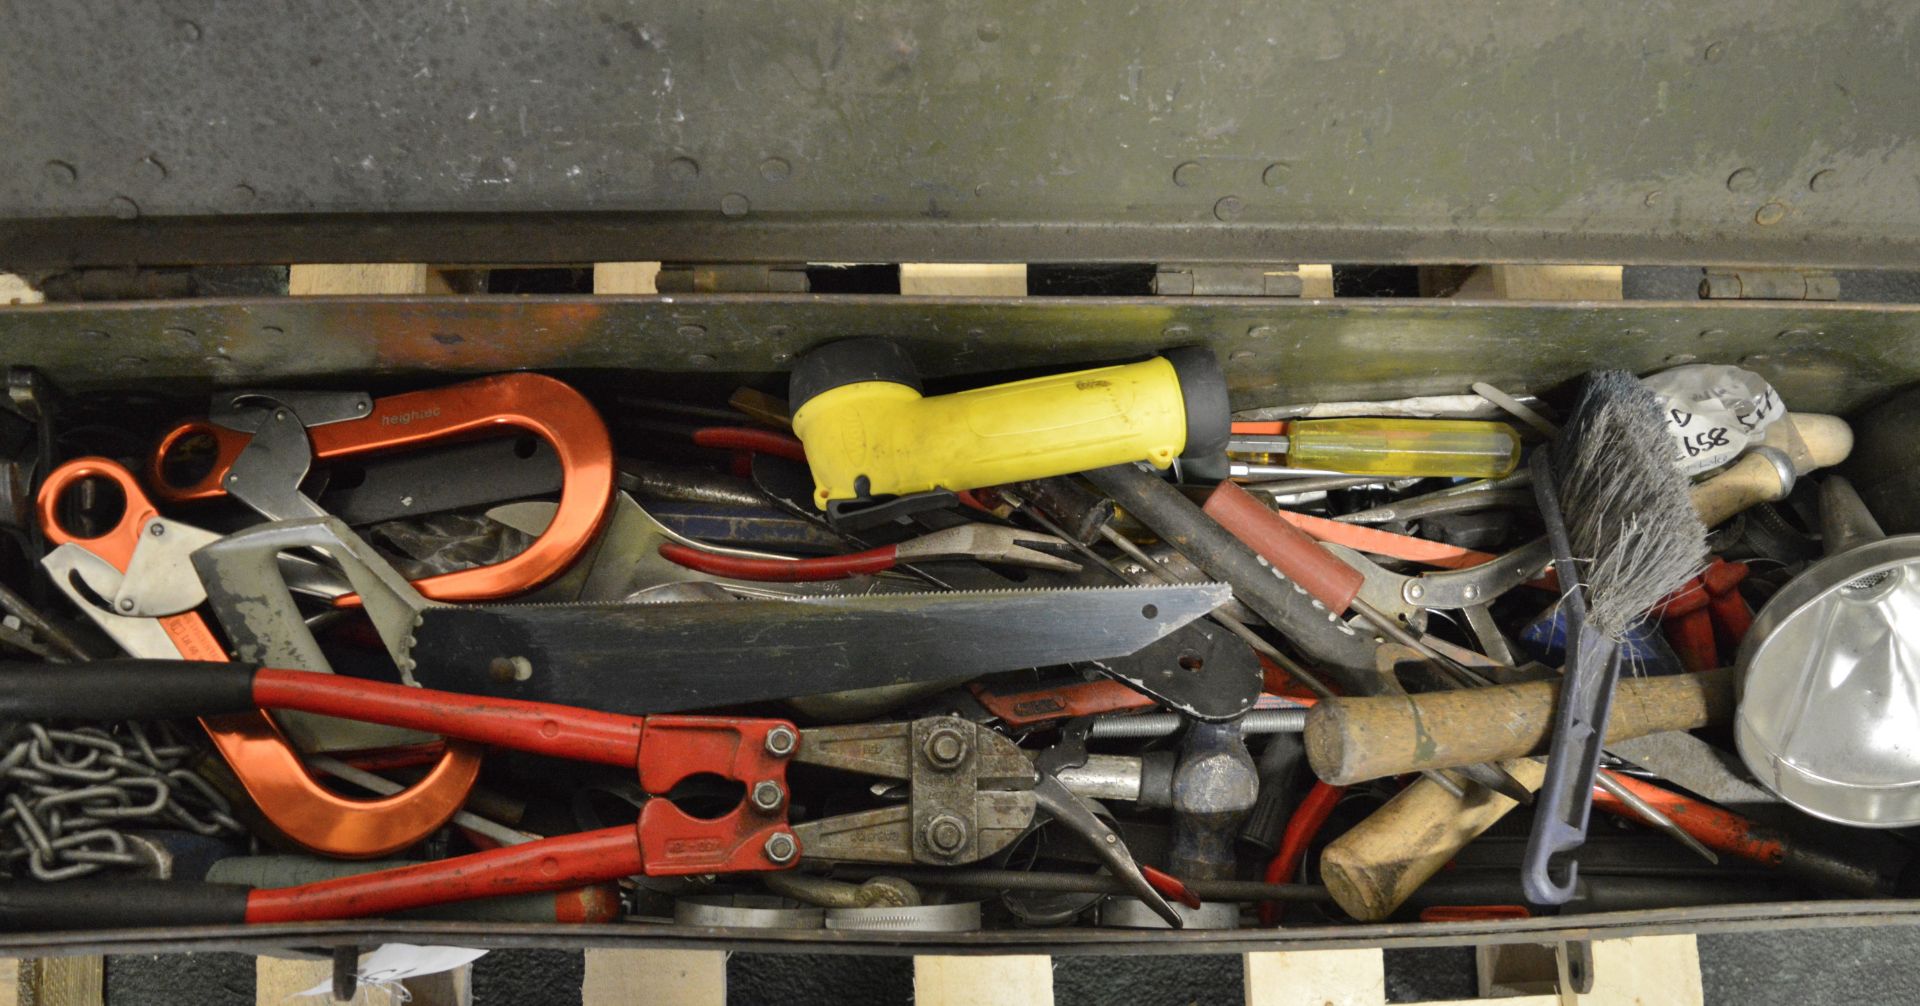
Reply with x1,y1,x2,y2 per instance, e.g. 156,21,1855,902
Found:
3,295,1917,415
2,2,1917,267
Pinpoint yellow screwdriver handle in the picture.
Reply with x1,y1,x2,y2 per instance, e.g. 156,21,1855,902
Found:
1282,418,1521,478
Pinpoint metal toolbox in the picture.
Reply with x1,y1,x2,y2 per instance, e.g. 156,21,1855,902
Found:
3,0,1920,962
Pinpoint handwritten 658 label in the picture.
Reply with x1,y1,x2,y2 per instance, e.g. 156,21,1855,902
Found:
1656,378,1780,475
1676,423,1733,458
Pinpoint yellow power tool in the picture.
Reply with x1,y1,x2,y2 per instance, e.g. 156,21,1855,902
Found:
790,339,1228,515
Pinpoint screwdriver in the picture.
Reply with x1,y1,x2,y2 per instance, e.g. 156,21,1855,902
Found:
1229,418,1522,479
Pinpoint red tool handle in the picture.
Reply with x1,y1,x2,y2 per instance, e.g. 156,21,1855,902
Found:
252,668,647,767
657,540,897,581
1269,509,1497,569
247,825,646,922
1703,558,1754,651
1419,905,1532,922
691,426,808,462
1260,781,1345,926
1141,866,1204,910
1590,772,1785,866
1659,558,1754,672
1203,482,1367,614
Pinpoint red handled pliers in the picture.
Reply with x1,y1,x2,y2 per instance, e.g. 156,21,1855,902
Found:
1657,557,1754,673
658,522,1082,582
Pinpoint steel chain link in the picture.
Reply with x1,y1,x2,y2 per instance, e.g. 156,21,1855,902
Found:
0,720,242,880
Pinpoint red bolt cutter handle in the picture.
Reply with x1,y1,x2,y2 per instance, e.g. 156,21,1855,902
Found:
247,825,648,922
2,813,774,929
0,660,799,926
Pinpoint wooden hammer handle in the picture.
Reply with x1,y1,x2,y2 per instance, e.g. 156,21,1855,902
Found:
1321,759,1547,921
1304,668,1733,785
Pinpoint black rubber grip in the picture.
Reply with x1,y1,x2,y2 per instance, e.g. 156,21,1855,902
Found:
1163,346,1229,461
0,659,258,721
0,881,251,931
789,337,921,413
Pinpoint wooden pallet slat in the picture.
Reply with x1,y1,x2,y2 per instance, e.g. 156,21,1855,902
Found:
582,949,723,1006
915,954,1055,1006
289,263,454,296
592,262,662,295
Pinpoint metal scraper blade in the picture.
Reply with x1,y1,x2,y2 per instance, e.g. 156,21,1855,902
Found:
405,583,1231,715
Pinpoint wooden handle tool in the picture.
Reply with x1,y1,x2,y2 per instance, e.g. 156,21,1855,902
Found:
1691,413,1851,527
1320,759,1547,921
1305,668,1734,785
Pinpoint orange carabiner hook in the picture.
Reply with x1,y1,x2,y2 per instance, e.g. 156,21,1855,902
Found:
149,372,615,603
38,458,482,858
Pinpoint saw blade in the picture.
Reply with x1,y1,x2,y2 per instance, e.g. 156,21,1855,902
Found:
404,583,1230,715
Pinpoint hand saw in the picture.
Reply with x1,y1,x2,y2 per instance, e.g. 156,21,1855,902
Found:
402,584,1231,715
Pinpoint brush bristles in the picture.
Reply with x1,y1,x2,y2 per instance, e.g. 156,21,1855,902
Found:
1554,370,1709,639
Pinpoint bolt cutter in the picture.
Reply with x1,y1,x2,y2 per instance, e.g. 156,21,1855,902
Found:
0,660,1189,929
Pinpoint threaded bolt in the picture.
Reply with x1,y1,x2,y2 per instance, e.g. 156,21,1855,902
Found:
751,780,785,812
764,726,797,757
763,832,797,864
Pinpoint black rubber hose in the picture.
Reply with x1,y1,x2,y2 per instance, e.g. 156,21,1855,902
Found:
0,659,257,721
1081,465,1391,695
0,881,251,931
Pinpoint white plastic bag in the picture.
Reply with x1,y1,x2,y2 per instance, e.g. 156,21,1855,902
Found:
1641,364,1783,476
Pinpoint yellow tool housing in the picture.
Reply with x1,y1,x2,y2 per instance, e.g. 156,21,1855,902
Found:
790,341,1224,510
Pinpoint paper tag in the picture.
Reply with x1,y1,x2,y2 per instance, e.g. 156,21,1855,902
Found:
296,944,487,998
1641,364,1784,476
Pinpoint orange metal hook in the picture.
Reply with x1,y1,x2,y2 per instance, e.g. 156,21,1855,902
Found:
38,457,483,858
149,372,615,603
